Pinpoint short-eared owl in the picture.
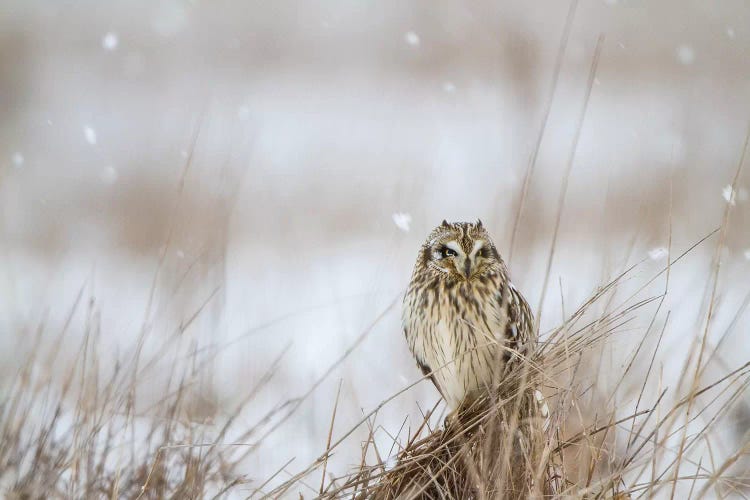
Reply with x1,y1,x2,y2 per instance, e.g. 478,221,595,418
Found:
402,220,534,409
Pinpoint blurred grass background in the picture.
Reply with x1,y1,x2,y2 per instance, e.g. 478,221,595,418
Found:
1,0,749,496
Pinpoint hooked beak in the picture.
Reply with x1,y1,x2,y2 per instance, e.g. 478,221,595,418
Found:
461,257,473,280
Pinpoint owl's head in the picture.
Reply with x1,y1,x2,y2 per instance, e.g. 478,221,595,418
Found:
419,220,504,281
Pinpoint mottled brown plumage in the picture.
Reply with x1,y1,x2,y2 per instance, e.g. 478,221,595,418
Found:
402,220,535,409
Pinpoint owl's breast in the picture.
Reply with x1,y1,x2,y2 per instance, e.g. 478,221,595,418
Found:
403,279,509,408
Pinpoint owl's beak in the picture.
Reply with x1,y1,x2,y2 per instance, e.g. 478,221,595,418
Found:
461,257,473,280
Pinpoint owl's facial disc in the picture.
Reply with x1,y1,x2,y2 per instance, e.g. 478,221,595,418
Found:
431,240,488,280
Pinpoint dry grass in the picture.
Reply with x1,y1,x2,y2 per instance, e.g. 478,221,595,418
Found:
2,226,749,499
0,288,261,499
1,39,748,497
259,225,750,499
259,124,750,499
323,384,554,498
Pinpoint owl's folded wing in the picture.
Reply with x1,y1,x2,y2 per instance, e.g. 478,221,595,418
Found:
415,354,446,400
493,282,535,361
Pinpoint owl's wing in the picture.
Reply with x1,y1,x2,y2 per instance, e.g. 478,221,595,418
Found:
404,322,447,400
496,282,535,360
415,356,446,401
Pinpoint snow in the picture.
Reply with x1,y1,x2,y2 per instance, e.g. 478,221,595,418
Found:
84,126,97,145
648,247,668,261
102,32,119,51
151,0,189,37
4,5,750,492
392,213,412,232
534,390,549,418
226,37,240,50
404,31,420,47
722,184,736,205
676,44,695,65
727,27,736,39
237,105,251,121
11,152,24,168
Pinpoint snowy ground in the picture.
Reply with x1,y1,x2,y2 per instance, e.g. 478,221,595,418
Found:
1,1,750,496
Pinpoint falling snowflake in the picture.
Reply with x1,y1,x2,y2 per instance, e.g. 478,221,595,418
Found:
404,31,420,47
176,249,185,259
676,45,695,65
442,81,456,93
392,212,412,232
727,27,736,39
722,185,736,205
102,32,119,51
744,249,750,261
100,166,118,184
648,247,668,261
84,126,97,145
11,152,24,168
534,390,549,418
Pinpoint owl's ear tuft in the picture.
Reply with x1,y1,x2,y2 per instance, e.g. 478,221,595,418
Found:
441,219,450,228
476,218,483,229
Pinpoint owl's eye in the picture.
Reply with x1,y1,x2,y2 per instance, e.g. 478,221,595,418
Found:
440,247,458,258
478,247,490,258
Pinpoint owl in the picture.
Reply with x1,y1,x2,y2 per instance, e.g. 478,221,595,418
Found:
402,220,535,409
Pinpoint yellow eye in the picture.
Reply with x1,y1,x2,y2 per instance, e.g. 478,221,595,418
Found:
441,247,457,258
